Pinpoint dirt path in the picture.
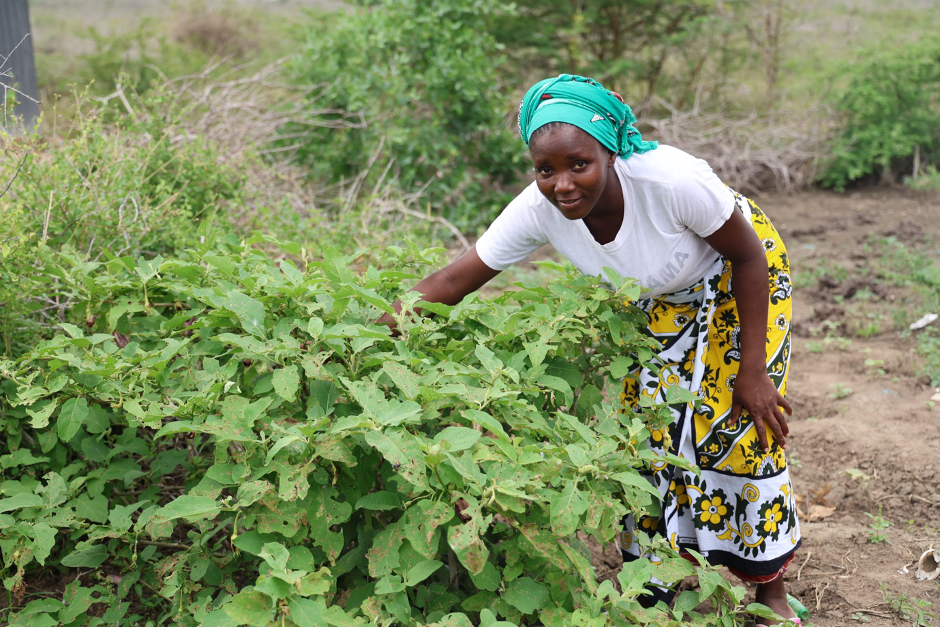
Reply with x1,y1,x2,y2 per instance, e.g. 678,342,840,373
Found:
588,187,940,624
763,188,940,625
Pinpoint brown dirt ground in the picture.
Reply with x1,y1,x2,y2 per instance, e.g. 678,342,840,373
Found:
587,187,941,625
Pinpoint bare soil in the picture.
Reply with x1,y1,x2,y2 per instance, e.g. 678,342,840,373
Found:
589,187,941,625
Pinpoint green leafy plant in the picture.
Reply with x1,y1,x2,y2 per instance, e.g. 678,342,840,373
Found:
864,507,892,544
818,36,940,191
0,233,766,626
287,0,525,231
0,86,246,357
881,583,936,627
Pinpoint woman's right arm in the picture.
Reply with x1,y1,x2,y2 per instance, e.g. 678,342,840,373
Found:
380,246,501,325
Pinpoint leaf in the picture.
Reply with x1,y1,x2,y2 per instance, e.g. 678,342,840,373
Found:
224,590,275,626
57,397,89,442
611,472,661,499
355,491,402,511
435,426,481,452
535,374,573,407
447,523,488,575
265,435,303,466
272,365,300,401
382,362,420,399
258,542,290,571
29,523,57,566
25,399,57,429
288,598,326,627
375,400,422,427
406,559,444,586
609,356,633,379
58,586,95,623
364,430,428,491
549,480,588,537
155,495,221,521
225,290,267,338
504,577,549,614
463,409,510,442
0,493,41,513
61,544,108,568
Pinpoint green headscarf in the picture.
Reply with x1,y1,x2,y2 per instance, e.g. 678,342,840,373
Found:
517,74,657,158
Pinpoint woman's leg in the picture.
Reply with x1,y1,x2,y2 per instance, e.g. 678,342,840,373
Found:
754,571,797,621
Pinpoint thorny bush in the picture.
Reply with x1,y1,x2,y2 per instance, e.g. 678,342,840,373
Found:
0,229,769,626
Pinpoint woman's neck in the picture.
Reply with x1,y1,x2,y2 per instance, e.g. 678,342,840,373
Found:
583,163,624,245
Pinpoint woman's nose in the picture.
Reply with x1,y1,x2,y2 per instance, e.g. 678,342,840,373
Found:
554,173,576,194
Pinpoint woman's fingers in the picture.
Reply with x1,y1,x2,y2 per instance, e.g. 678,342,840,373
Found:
777,391,793,416
752,411,768,452
729,402,742,428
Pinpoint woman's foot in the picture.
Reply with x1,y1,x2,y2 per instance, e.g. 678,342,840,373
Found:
754,574,797,625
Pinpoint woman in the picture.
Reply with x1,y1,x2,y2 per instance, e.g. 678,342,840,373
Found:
393,74,800,622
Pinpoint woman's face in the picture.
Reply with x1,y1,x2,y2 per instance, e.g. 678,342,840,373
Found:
529,124,617,221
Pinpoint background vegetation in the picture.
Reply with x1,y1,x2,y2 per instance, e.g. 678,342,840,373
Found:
0,0,938,625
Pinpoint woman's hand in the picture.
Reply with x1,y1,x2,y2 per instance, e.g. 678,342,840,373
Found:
729,365,792,452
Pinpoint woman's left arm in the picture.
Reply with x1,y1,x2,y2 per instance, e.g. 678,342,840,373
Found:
703,209,792,453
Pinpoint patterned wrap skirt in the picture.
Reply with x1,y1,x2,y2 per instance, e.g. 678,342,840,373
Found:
619,192,800,601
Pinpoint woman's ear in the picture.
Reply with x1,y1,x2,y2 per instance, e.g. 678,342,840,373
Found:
608,151,617,167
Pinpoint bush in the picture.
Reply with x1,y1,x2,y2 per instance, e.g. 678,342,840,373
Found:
818,37,940,192
288,0,526,231
0,87,247,356
0,235,764,626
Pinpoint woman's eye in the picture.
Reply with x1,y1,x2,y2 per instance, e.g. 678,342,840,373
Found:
573,161,588,170
536,167,552,176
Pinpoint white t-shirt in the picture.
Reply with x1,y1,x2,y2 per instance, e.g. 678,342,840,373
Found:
475,145,735,297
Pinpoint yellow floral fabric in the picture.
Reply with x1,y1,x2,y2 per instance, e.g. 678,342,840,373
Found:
619,193,800,581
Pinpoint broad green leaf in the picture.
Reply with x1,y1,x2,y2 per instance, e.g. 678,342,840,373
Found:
25,399,57,429
308,485,352,562
225,290,267,338
382,362,419,399
60,544,108,568
468,560,500,592
224,590,275,626
374,400,422,427
535,374,573,407
28,523,57,566
447,523,488,575
58,586,95,623
364,430,428,491
57,397,89,442
265,435,303,466
463,409,510,442
156,495,221,521
258,542,290,571
355,491,402,511
549,480,588,537
288,598,326,627
609,356,633,379
504,577,549,614
435,426,481,452
611,472,661,499
406,559,444,586
272,365,300,401
0,493,41,513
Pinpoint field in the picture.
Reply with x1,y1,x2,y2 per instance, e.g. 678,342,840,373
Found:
1,0,938,625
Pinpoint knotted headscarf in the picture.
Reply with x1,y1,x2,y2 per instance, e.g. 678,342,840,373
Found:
517,74,657,159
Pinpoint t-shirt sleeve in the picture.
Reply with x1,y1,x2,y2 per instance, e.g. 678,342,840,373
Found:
475,187,548,271
670,156,736,238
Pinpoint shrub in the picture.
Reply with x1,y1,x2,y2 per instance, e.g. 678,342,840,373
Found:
0,235,762,626
818,37,940,192
288,0,526,231
0,87,247,356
